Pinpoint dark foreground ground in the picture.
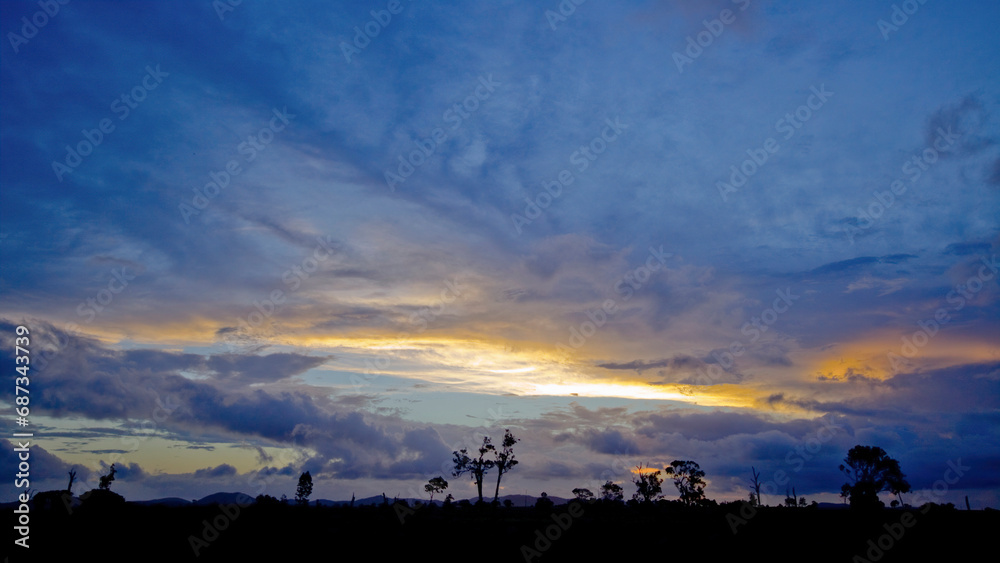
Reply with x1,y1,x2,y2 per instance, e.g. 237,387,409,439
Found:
4,497,997,562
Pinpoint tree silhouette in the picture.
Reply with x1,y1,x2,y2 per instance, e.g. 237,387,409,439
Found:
67,468,77,493
452,436,495,503
599,480,623,502
572,488,595,502
295,471,313,505
839,445,909,509
491,429,520,503
80,464,124,508
256,494,280,506
748,466,763,506
664,460,707,506
888,470,912,507
535,491,554,511
631,463,663,503
425,476,448,503
784,486,801,507
98,464,116,491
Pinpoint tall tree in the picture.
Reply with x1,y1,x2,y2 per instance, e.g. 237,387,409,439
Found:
424,476,448,503
492,429,520,503
295,471,313,505
452,436,495,503
631,463,663,503
599,481,623,502
839,445,909,509
664,460,707,506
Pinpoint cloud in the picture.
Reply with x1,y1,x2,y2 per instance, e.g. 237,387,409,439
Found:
598,355,701,373
205,353,329,382
989,157,1000,186
926,95,995,158
845,275,907,296
2,440,78,482
944,241,992,256
581,429,640,456
809,254,917,277
636,411,777,442
193,464,238,479
0,320,454,481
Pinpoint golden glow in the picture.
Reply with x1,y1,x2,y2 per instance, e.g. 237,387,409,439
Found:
44,305,999,420
809,331,1000,381
631,464,662,474
530,382,692,402
253,328,793,410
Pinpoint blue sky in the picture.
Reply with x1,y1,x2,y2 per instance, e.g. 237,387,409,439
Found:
2,0,999,506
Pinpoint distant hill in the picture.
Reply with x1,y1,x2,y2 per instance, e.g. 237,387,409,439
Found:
193,492,255,506
313,494,397,507
132,497,192,507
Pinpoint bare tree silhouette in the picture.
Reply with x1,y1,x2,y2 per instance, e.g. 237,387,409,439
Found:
748,466,763,506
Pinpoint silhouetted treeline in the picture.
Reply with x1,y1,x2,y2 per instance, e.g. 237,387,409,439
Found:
6,495,997,562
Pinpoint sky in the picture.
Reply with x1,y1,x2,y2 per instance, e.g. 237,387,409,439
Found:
1,0,998,507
